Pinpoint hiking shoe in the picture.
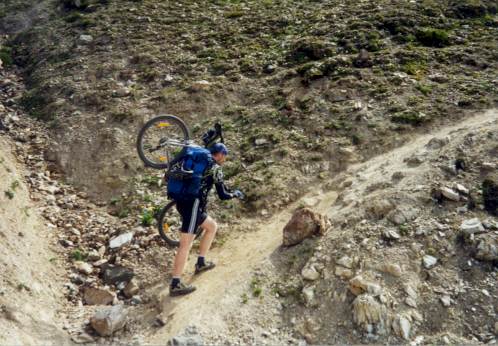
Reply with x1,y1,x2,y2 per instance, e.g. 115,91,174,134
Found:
169,282,196,297
194,261,216,275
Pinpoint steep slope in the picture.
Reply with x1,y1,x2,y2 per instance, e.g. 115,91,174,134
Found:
137,109,497,344
0,137,70,345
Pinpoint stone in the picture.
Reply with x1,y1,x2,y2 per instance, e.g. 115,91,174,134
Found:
382,229,401,240
349,275,382,296
393,315,411,340
460,218,485,236
72,332,95,344
336,256,353,269
123,279,139,298
440,295,451,307
302,286,315,306
404,284,418,300
423,255,438,269
102,265,134,285
352,294,386,330
387,206,419,225
381,263,402,277
440,187,460,201
90,305,128,337
254,138,269,146
335,266,354,279
109,232,134,249
301,266,320,281
353,49,373,68
455,184,469,195
405,297,417,308
87,250,101,261
169,325,204,346
482,179,498,216
426,137,449,150
282,208,327,246
83,287,114,306
79,34,93,43
190,80,212,92
74,261,93,275
475,234,498,261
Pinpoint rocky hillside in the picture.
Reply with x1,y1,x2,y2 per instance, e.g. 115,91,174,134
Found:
2,0,497,210
0,0,497,345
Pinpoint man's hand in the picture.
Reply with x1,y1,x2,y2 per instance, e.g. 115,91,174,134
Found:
232,190,245,200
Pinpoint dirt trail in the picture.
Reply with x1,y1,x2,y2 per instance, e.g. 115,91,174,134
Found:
144,109,497,342
146,188,338,342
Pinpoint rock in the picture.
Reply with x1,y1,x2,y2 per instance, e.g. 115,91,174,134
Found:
393,315,411,340
426,137,449,150
90,305,128,337
190,80,212,92
87,250,101,261
495,321,498,335
381,263,402,277
387,206,419,225
169,325,204,346
302,286,315,306
123,279,139,298
423,255,438,269
382,229,401,240
69,273,85,285
404,284,418,300
440,295,451,307
301,266,320,281
109,232,134,249
130,296,142,305
440,187,460,201
336,256,353,269
79,35,94,43
102,265,134,285
83,287,114,306
475,234,498,261
282,208,327,246
254,138,269,146
428,73,449,83
460,218,485,236
405,297,417,308
353,49,373,68
335,266,354,279
455,184,469,195
349,275,382,296
74,261,93,275
352,294,386,330
482,179,498,216
72,332,95,344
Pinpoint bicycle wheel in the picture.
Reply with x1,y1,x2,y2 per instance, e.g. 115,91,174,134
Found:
157,201,203,247
136,115,190,169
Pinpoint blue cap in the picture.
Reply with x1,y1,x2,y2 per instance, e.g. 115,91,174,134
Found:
210,143,228,155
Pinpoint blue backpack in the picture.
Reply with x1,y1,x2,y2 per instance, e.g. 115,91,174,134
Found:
166,146,213,201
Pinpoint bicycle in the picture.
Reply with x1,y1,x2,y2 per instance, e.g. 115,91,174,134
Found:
136,114,224,247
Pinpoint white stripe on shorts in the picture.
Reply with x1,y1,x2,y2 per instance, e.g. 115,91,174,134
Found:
188,198,200,234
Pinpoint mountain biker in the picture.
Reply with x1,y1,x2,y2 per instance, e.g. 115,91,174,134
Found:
170,142,244,296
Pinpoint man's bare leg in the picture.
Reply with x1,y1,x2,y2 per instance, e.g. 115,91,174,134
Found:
172,233,196,278
199,216,217,257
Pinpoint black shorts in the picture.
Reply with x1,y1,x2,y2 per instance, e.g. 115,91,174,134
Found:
176,199,208,234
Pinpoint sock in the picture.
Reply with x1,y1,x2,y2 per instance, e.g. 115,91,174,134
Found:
197,256,205,267
171,277,180,288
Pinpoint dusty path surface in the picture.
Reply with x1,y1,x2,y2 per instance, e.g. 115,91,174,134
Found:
143,108,497,343
146,189,338,343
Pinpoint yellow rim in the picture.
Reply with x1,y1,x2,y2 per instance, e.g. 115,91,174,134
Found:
158,156,167,162
163,223,170,233
156,122,171,128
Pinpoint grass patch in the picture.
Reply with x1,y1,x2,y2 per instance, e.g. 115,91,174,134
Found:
391,111,429,125
416,83,433,95
0,46,14,66
71,249,88,261
4,190,14,199
141,208,154,226
416,28,450,47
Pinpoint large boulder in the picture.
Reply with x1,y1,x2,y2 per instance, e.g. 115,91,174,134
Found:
483,178,498,216
90,305,128,337
282,208,327,246
83,287,114,305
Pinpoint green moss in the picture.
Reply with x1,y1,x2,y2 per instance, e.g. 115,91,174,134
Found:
416,28,451,47
391,111,430,125
0,46,14,66
416,83,433,95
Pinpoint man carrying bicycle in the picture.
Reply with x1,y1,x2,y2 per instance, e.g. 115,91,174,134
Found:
170,142,244,296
